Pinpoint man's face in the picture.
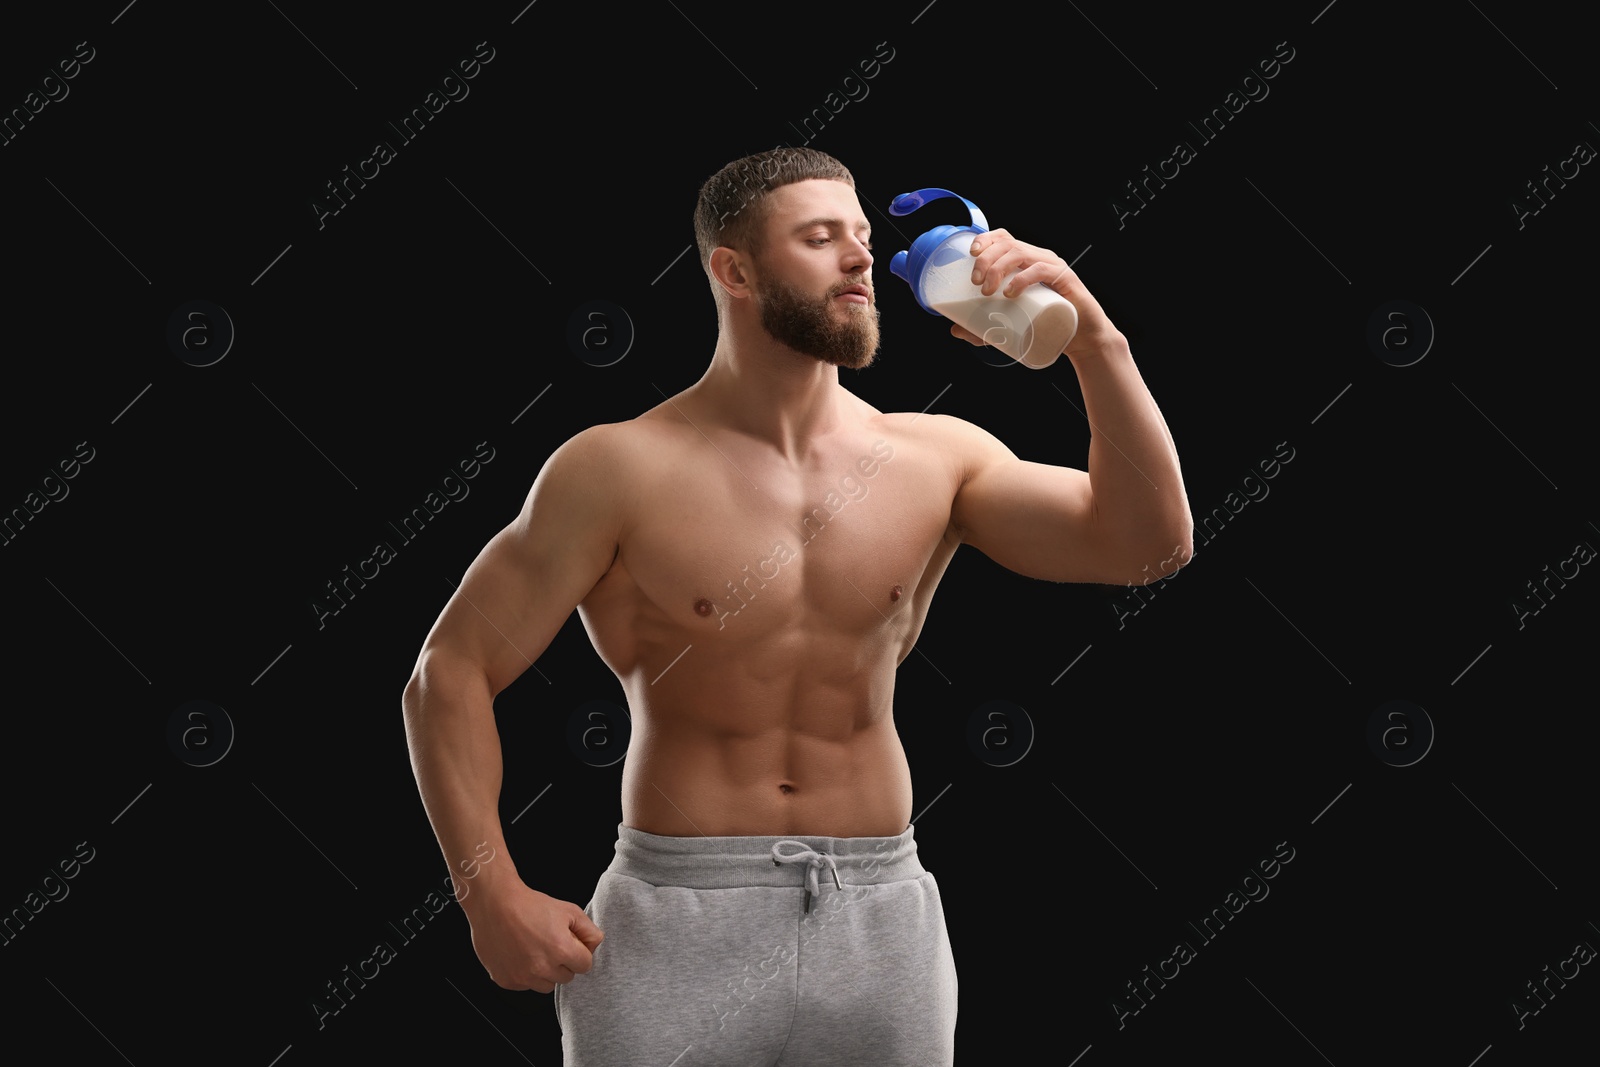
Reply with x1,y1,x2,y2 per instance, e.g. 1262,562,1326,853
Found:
748,179,879,370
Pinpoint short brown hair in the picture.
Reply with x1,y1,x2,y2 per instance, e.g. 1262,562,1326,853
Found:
694,148,855,303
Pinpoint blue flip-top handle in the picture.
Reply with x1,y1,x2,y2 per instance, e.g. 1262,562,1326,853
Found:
888,188,989,232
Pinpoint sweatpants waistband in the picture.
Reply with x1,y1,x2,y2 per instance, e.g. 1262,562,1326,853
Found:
605,822,924,890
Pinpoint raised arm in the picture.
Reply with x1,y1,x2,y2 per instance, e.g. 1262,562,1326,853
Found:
946,229,1192,586
401,423,626,992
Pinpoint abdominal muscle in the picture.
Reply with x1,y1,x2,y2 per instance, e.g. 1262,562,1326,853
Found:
621,724,914,839
581,539,929,841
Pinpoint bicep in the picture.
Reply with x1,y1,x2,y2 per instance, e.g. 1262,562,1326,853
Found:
419,427,624,696
953,453,1101,583
940,414,1135,584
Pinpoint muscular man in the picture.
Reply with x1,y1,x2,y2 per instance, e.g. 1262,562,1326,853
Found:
402,147,1192,1065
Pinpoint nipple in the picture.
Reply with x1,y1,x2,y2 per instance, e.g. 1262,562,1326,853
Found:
694,597,714,616
890,585,903,602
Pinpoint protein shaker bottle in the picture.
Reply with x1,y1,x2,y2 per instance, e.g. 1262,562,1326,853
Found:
887,188,1077,369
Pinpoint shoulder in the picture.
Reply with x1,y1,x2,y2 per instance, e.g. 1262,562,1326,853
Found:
863,412,1019,542
527,421,629,497
509,420,637,531
518,412,698,525
538,414,682,481
868,410,1018,474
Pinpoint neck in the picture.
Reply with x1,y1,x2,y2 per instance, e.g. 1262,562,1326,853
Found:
689,317,852,461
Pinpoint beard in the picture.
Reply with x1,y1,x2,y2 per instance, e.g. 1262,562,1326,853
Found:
753,275,880,370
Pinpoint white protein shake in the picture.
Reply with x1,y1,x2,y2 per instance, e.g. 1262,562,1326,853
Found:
929,291,1076,368
921,233,1077,369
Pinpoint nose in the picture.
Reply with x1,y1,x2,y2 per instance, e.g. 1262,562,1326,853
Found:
844,234,873,275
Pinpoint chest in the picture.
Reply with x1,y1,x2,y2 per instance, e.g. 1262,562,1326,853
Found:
619,434,952,637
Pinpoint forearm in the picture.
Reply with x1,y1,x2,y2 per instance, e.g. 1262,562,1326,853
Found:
1069,334,1192,575
402,653,524,916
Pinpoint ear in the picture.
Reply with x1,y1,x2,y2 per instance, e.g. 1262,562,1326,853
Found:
710,246,755,302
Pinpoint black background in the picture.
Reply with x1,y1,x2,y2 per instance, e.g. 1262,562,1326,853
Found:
2,2,1595,1064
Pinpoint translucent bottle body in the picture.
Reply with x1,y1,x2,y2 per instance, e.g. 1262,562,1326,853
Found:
919,233,1077,369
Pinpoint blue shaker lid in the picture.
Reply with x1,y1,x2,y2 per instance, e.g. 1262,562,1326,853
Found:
887,188,990,315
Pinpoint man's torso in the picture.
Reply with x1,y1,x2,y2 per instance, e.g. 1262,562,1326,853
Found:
572,390,967,838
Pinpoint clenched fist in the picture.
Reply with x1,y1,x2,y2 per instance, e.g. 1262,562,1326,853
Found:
467,881,604,993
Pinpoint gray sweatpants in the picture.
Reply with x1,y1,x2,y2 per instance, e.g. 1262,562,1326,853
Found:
555,823,958,1066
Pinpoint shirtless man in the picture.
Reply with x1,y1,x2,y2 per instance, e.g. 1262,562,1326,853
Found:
402,147,1192,1066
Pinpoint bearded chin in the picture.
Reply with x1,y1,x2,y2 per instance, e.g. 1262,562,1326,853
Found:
755,279,880,370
